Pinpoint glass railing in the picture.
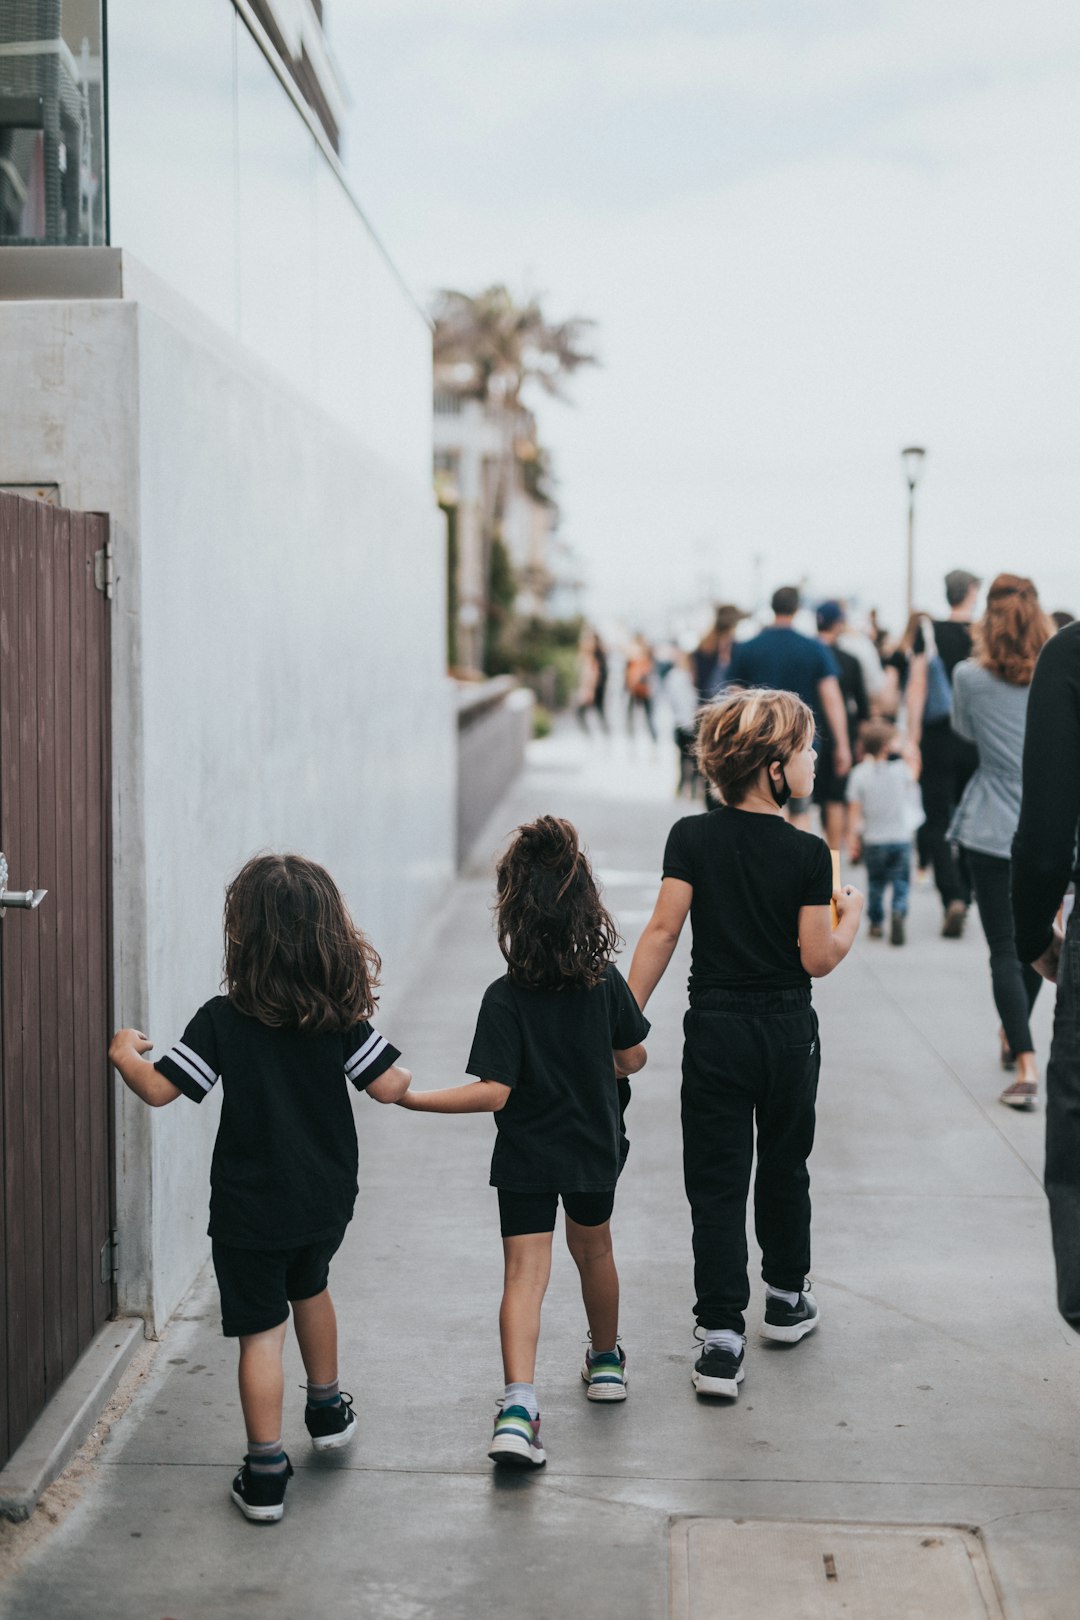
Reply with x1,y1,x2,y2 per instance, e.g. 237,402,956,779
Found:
0,0,106,245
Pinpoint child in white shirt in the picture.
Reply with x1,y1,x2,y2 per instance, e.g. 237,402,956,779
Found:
846,719,921,945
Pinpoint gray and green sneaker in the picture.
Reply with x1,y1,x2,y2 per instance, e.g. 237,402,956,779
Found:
488,1404,546,1467
581,1345,628,1401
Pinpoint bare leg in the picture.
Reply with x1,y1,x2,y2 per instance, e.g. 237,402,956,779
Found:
292,1288,338,1386
565,1218,619,1353
499,1232,553,1384
237,1320,288,1443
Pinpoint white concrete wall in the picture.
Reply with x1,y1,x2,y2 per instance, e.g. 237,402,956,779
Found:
0,268,454,1333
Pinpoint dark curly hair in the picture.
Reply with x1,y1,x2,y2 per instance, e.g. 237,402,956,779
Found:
495,816,621,990
223,854,381,1033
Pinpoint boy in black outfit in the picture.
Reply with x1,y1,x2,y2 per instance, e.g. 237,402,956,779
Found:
629,689,862,1398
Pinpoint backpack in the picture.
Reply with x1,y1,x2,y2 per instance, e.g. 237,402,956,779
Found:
920,620,953,725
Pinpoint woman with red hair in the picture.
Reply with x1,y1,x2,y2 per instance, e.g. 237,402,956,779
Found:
949,575,1054,1109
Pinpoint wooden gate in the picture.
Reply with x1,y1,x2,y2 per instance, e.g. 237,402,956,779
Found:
0,490,113,1472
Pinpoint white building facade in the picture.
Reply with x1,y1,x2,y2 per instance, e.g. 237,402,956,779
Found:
0,0,453,1348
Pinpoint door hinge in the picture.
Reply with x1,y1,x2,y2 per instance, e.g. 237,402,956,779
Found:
100,1229,119,1284
93,541,114,599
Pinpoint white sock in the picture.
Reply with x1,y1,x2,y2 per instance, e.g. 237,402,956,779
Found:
765,1283,800,1307
504,1382,538,1419
703,1329,745,1356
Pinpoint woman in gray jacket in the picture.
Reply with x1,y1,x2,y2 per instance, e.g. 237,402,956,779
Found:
950,576,1054,1109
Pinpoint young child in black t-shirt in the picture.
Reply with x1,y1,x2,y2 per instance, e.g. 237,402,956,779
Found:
399,816,649,1469
628,688,862,1401
108,854,411,1522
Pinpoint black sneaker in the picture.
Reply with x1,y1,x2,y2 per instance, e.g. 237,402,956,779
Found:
890,914,906,946
304,1392,357,1452
691,1339,745,1398
231,1455,293,1522
761,1283,819,1344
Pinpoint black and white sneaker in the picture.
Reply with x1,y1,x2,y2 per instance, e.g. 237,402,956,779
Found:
230,1455,294,1522
761,1282,819,1343
304,1392,357,1451
692,1339,745,1398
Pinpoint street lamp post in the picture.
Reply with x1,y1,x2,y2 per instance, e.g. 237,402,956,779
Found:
901,446,926,619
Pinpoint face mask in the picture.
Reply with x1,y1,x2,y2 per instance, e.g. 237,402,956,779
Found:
769,763,791,808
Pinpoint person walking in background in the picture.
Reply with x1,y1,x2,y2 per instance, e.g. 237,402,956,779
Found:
575,628,608,735
691,604,747,704
663,651,703,797
907,569,981,936
627,689,862,1402
815,601,869,852
625,634,659,741
846,718,920,945
1012,617,1080,1327
108,855,412,1522
726,587,851,828
949,577,1053,1109
398,817,649,1468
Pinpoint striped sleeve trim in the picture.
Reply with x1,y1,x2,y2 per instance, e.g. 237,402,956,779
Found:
164,1042,220,1094
345,1028,401,1090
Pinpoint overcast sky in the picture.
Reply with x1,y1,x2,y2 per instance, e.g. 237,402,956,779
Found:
331,2,1080,633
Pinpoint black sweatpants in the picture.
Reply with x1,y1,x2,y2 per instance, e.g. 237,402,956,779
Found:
920,722,977,909
681,986,820,1334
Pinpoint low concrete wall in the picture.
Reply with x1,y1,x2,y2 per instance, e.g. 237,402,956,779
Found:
457,680,534,865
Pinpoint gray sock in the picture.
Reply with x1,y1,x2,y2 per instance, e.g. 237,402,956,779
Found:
703,1329,745,1356
247,1437,288,1476
765,1283,800,1307
307,1377,341,1408
504,1382,538,1419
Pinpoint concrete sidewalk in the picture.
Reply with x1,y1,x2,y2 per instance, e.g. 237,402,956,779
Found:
3,727,1078,1619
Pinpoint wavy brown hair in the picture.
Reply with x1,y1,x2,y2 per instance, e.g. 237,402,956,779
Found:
974,574,1053,687
495,816,620,990
223,854,381,1033
695,687,815,805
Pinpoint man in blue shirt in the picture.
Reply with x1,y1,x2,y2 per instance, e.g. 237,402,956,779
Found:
726,587,851,827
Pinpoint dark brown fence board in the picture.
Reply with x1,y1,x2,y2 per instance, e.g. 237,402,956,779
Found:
0,491,113,1469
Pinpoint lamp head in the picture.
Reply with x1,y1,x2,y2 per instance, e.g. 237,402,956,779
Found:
901,445,926,488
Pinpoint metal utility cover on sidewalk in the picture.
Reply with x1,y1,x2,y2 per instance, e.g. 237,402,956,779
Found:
670,1519,1005,1619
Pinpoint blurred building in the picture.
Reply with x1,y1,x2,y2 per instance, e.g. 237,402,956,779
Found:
0,0,452,1473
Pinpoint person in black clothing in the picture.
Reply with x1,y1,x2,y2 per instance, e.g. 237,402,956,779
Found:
109,855,412,1522
1012,619,1080,1331
400,816,649,1469
907,569,982,935
691,603,747,704
815,601,869,852
628,689,863,1401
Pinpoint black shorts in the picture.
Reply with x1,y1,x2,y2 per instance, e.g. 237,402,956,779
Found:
497,1188,615,1238
212,1229,346,1338
812,747,849,807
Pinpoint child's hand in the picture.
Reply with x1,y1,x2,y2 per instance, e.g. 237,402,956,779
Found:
834,885,864,923
109,1028,152,1066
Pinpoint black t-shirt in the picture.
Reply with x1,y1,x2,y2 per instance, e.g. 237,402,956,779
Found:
155,996,401,1249
466,964,650,1193
663,808,834,992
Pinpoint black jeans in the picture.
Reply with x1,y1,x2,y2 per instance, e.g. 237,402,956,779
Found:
1047,907,1080,1331
965,849,1042,1055
681,987,820,1333
920,723,976,908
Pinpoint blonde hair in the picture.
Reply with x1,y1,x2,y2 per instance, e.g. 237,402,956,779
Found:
695,687,814,805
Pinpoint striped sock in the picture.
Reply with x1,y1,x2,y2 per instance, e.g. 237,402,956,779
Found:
247,1437,288,1476
307,1377,341,1408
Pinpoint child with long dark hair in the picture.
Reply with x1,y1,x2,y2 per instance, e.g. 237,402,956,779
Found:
399,816,649,1468
629,690,862,1401
108,855,412,1522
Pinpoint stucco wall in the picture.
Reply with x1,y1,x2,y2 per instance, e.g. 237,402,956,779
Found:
0,272,454,1333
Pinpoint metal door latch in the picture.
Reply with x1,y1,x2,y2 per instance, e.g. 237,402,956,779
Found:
0,852,48,916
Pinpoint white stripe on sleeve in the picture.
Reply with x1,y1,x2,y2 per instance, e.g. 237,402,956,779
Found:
346,1034,388,1078
174,1040,217,1087
166,1046,218,1093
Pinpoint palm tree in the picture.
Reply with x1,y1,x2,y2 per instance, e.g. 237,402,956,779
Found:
432,285,598,409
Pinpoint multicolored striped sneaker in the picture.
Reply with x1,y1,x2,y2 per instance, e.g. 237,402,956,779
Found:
580,1345,628,1401
488,1404,546,1467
